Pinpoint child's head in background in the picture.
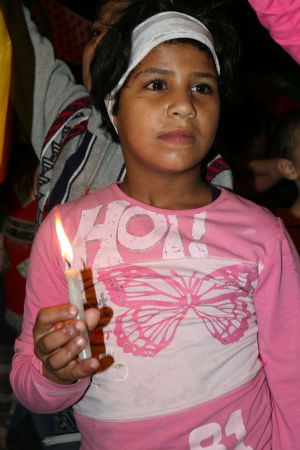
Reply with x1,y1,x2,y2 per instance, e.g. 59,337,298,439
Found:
269,108,300,216
82,0,135,91
271,109,300,182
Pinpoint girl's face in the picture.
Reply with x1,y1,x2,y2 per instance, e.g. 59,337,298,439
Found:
82,0,132,91
114,42,220,179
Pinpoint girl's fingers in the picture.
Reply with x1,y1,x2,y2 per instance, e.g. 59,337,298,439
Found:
34,304,78,335
67,357,100,381
33,304,102,384
35,319,86,356
43,356,100,384
44,334,89,371
85,308,101,330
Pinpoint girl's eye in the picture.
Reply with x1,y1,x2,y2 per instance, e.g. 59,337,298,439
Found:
145,79,166,90
192,83,214,94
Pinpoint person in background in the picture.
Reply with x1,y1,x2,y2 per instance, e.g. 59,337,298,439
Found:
10,0,300,449
247,0,300,193
0,0,134,334
266,108,300,251
0,114,38,449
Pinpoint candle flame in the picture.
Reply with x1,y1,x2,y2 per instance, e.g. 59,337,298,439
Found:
55,215,73,265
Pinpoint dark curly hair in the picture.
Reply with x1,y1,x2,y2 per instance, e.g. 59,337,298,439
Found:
91,0,240,142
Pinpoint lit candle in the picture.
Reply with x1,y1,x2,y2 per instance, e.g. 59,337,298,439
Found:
55,216,91,360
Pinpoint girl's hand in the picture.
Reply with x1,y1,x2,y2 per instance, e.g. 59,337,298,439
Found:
33,304,101,385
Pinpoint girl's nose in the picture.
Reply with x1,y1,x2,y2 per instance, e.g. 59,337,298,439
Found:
167,91,196,119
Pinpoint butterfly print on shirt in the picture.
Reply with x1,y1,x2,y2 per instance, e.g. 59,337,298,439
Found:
99,264,257,357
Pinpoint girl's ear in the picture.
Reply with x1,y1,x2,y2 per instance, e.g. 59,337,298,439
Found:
277,158,298,180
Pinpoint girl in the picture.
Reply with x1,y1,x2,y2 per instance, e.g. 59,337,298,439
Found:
10,1,300,449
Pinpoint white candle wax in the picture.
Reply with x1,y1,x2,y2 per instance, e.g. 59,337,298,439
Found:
65,267,91,360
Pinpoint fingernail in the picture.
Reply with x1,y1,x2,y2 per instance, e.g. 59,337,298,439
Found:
66,326,75,337
75,321,85,332
68,306,77,316
75,336,84,346
90,359,100,369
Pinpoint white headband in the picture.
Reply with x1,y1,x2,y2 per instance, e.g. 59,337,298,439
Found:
105,11,220,126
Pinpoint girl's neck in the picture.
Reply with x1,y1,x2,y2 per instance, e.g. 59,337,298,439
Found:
119,172,213,210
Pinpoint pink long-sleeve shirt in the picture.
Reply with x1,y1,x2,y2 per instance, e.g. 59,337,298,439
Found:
248,0,300,64
11,185,300,449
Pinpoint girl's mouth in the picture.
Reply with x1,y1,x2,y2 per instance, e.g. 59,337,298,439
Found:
159,129,195,145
